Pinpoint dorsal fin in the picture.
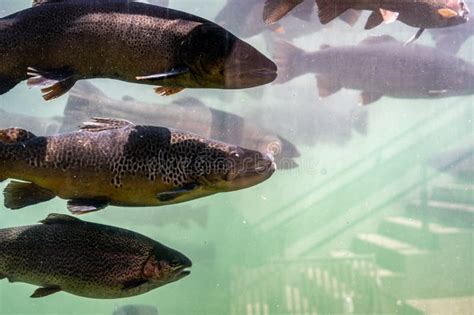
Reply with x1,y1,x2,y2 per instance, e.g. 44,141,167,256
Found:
0,128,36,144
80,117,134,132
40,213,83,225
359,35,399,45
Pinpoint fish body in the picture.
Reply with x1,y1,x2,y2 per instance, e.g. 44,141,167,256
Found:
113,305,159,315
315,0,469,30
0,0,276,100
430,0,474,54
0,214,191,299
0,118,275,213
60,81,299,169
273,36,474,105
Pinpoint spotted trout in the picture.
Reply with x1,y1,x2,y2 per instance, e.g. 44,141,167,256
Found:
0,0,277,100
0,118,275,214
0,213,191,299
273,35,474,105
59,81,299,169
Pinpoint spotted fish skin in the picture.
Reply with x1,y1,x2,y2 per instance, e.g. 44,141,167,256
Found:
0,118,275,212
0,0,276,99
0,214,191,299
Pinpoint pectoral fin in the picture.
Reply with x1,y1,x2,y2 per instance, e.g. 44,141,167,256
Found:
31,286,62,298
27,67,76,101
157,183,199,202
316,75,342,98
4,181,55,210
67,199,110,215
136,67,190,82
359,91,383,106
154,87,185,96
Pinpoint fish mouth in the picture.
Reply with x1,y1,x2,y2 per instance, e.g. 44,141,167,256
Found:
227,153,277,182
173,266,191,280
224,66,277,88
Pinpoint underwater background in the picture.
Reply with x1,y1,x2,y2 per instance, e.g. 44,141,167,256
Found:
0,0,472,314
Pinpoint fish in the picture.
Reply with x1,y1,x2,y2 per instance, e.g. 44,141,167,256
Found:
59,81,299,169
216,0,358,40
273,35,474,105
0,117,276,214
430,0,474,55
0,0,277,101
113,305,158,315
314,0,469,42
0,213,191,299
429,143,474,182
0,108,61,135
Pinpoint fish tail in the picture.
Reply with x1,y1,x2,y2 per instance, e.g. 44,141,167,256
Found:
61,82,106,132
272,39,311,84
315,0,351,24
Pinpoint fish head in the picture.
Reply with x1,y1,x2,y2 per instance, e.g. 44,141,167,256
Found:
144,247,192,285
196,144,276,191
435,0,469,26
180,24,277,89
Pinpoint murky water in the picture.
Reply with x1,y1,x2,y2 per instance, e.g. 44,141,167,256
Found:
0,1,472,314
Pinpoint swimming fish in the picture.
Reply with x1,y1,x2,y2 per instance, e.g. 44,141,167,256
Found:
0,213,191,299
314,0,469,42
0,0,277,100
0,118,275,214
113,305,158,315
430,4,474,54
273,35,474,105
59,81,299,169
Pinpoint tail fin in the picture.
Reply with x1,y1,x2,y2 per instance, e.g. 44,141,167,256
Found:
315,0,351,24
263,0,304,24
60,81,107,132
272,39,309,84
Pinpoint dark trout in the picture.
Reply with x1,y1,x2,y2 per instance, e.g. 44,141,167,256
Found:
0,0,277,100
0,118,275,214
0,213,191,299
59,81,299,169
273,35,474,105
314,0,469,29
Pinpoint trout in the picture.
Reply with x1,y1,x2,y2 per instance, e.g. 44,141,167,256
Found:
273,35,474,105
60,81,299,169
0,213,191,299
0,118,275,214
0,0,277,100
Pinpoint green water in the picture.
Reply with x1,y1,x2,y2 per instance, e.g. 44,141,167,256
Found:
0,1,473,314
